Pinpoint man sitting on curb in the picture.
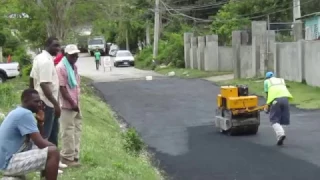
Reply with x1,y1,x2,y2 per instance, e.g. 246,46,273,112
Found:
0,89,60,180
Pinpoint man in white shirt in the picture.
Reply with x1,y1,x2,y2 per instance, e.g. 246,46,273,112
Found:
29,37,67,173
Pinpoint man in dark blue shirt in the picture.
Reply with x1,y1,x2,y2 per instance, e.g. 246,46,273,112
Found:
0,89,60,180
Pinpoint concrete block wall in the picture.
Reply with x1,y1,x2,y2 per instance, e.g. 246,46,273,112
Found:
184,33,234,72
204,35,219,71
190,37,198,69
274,42,302,82
184,28,281,80
218,47,233,71
182,20,320,87
272,40,320,87
304,40,320,86
183,33,193,68
197,36,205,70
239,45,253,78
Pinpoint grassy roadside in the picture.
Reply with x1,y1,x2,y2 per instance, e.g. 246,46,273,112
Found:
0,77,163,180
155,67,232,79
215,78,320,109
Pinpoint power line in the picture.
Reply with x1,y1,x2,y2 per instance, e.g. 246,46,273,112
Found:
166,0,230,11
161,0,316,23
165,0,294,17
161,1,212,22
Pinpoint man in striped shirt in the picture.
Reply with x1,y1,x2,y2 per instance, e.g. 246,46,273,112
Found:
56,44,82,167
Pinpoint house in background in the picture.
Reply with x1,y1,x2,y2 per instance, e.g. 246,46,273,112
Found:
296,12,320,40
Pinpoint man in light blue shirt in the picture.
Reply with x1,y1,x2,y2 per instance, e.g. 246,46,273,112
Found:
0,89,60,180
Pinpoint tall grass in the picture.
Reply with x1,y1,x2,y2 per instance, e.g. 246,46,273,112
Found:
0,77,163,179
0,83,21,121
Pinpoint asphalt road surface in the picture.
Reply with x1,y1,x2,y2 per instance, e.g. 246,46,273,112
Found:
78,54,320,180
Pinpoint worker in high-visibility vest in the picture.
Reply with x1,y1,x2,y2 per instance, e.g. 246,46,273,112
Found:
264,71,293,146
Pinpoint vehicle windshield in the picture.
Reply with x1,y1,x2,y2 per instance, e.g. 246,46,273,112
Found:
116,51,132,57
89,39,103,45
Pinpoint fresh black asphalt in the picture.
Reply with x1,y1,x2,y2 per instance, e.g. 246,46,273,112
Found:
94,78,320,180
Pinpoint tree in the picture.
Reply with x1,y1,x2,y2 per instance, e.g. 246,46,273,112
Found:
7,0,114,43
90,0,152,51
210,0,293,45
210,2,250,45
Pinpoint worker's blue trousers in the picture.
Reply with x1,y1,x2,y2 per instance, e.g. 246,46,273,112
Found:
269,97,290,125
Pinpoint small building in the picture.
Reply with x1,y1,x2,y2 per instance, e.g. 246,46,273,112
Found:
296,12,320,40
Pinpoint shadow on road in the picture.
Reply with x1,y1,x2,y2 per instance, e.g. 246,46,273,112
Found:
151,125,320,180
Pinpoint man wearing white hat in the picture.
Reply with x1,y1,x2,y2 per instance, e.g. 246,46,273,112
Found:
56,44,82,167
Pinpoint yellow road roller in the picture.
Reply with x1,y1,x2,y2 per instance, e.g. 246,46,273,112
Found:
215,85,267,136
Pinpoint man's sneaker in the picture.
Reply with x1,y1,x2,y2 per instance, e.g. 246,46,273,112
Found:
277,135,286,146
59,161,68,169
61,158,81,167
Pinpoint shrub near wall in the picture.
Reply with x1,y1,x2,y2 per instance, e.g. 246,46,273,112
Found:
135,46,153,69
135,32,184,69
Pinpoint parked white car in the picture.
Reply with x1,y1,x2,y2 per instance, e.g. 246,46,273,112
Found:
114,50,134,67
0,62,20,83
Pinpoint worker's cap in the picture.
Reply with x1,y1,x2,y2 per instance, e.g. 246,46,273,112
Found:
64,44,80,55
265,71,274,78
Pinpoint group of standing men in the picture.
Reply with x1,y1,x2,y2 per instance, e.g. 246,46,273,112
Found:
0,37,82,180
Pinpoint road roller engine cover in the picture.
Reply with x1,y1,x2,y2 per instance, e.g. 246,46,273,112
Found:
215,85,267,135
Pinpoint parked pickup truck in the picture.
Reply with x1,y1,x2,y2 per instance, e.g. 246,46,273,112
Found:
0,62,20,83
87,36,106,56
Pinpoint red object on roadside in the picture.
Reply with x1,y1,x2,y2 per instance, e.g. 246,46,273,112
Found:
54,53,64,65
7,55,11,63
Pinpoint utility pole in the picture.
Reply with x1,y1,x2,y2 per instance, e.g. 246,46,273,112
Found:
119,4,130,50
292,0,303,41
126,29,129,50
152,0,160,62
293,0,301,22
266,14,270,62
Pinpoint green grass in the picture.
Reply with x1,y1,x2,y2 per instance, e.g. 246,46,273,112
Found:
0,77,163,180
155,67,232,79
216,78,320,109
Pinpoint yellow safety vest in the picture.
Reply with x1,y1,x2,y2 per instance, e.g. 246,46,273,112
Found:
266,77,293,104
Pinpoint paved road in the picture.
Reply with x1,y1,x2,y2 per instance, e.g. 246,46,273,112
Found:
78,54,320,180
77,54,162,82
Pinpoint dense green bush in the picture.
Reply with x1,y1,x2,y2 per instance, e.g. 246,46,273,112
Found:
135,46,153,69
2,36,20,56
158,32,184,68
123,128,145,155
0,32,6,46
135,32,184,69
11,46,32,66
2,33,31,65
0,84,18,112
22,64,32,77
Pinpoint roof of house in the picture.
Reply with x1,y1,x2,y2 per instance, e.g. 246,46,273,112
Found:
296,12,320,20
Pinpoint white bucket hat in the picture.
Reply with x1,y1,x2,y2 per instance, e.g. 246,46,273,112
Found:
64,44,80,55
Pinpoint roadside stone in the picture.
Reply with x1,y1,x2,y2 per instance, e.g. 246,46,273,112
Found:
168,71,175,77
